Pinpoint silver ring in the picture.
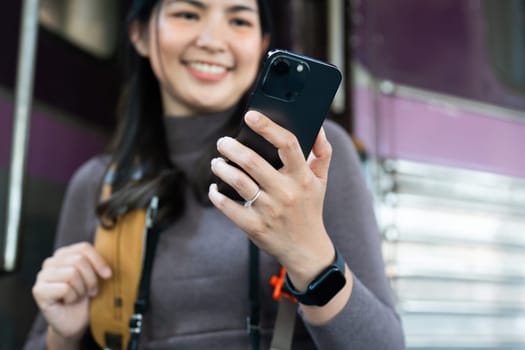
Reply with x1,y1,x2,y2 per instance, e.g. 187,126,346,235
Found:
244,188,262,207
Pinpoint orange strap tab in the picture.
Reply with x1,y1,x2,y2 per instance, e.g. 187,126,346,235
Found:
269,267,298,303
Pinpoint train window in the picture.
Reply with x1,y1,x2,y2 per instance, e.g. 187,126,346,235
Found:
39,0,119,58
483,0,525,92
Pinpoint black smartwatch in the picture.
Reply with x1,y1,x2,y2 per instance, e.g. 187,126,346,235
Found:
285,247,346,306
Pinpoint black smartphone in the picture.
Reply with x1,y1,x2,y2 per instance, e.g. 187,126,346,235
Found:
218,49,342,201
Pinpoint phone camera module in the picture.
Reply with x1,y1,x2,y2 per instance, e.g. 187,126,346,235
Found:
263,55,310,102
272,58,290,75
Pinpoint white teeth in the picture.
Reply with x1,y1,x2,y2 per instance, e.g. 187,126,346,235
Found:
189,62,227,74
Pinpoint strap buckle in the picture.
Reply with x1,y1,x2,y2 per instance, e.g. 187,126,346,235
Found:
246,316,260,334
129,313,143,334
269,267,298,303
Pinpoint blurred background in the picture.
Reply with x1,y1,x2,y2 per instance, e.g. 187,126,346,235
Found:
1,0,525,349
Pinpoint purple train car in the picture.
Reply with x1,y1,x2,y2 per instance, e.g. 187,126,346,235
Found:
352,1,525,349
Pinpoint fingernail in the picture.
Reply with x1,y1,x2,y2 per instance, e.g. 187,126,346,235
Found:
89,288,98,297
102,267,112,278
320,127,328,142
211,158,225,170
246,111,259,124
217,137,224,150
208,183,222,203
210,183,222,197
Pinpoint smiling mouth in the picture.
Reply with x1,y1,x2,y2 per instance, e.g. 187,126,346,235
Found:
186,61,230,75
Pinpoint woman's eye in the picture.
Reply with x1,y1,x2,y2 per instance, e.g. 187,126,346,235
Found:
230,18,252,27
173,12,199,20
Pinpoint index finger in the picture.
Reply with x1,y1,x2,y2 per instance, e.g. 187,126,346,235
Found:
244,111,306,173
55,242,112,279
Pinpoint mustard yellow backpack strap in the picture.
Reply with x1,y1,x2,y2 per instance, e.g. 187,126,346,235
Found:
89,167,148,350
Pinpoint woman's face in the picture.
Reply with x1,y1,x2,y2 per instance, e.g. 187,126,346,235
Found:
132,0,269,116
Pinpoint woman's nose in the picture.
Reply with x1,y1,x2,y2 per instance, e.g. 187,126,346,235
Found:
195,19,227,52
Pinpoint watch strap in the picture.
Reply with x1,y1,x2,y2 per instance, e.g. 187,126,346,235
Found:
285,247,346,306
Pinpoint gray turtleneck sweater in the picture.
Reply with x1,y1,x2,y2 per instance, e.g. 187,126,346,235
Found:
24,111,405,349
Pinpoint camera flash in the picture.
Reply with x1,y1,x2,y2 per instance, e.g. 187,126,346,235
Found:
297,64,304,73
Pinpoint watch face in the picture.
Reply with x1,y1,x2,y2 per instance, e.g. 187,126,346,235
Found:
309,268,346,306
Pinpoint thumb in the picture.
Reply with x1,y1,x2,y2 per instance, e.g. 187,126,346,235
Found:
307,127,332,181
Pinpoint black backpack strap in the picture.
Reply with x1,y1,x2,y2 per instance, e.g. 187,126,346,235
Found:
248,241,260,350
127,196,159,350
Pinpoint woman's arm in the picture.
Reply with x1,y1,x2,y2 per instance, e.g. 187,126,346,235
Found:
210,113,404,349
300,120,405,349
24,156,108,350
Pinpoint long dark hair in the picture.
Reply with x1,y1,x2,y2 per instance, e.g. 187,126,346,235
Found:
97,0,273,228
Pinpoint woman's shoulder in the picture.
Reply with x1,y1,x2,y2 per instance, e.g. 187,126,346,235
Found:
323,119,359,162
322,119,367,192
67,154,111,194
323,118,349,140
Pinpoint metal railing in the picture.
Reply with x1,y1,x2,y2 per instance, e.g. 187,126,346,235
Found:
2,0,40,272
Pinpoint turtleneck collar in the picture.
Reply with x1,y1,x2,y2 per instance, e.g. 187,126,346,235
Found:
163,106,238,169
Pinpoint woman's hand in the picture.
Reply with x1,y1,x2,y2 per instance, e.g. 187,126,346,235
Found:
209,110,336,290
32,242,112,346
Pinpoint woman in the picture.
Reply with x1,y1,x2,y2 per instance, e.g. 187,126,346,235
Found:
25,0,405,349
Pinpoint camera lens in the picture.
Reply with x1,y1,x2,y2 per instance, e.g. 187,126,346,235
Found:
272,58,290,75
